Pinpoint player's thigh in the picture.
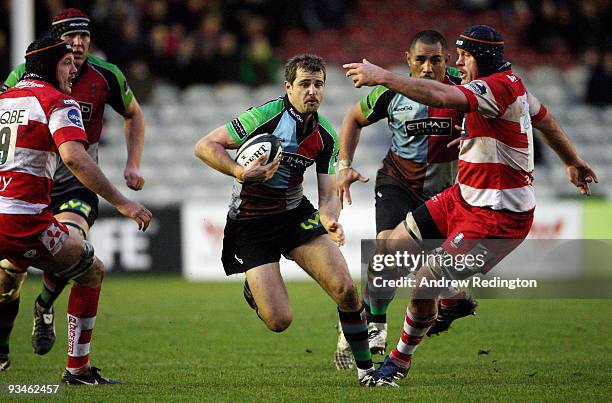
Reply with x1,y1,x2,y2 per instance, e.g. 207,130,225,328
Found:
54,211,90,239
287,234,358,306
33,230,87,274
245,262,290,318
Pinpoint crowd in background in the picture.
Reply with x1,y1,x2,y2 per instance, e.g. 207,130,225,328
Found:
0,0,609,105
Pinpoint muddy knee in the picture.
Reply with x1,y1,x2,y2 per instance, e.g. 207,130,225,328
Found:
333,278,359,310
0,261,27,303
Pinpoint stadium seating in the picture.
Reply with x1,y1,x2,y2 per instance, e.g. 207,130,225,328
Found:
97,65,609,207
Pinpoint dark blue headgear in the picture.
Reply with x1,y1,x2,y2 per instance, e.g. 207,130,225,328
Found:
456,25,510,77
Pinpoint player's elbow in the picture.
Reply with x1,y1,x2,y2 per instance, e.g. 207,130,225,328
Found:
60,150,85,172
194,137,212,161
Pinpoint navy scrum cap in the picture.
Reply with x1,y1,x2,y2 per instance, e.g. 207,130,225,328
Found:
25,37,73,88
456,25,509,77
51,8,91,39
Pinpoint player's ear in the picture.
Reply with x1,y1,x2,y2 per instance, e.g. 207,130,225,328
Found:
405,51,411,64
284,80,292,95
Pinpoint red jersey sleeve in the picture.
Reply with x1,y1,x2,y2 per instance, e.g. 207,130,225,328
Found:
48,106,88,148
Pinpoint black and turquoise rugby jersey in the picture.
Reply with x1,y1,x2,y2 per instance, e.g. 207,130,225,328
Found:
359,67,464,201
226,96,338,219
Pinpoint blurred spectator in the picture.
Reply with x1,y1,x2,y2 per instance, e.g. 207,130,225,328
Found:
299,0,349,31
526,0,565,51
15,0,609,93
239,34,279,87
125,59,154,103
586,49,612,107
213,32,242,84
0,31,9,81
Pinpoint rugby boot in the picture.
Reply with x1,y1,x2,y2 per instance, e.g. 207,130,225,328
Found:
61,367,122,385
368,322,387,355
427,293,478,336
375,355,410,381
0,353,10,371
334,323,355,370
32,301,56,355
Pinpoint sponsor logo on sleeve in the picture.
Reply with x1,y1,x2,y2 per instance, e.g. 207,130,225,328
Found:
62,98,79,107
67,108,83,128
468,81,487,95
231,119,248,140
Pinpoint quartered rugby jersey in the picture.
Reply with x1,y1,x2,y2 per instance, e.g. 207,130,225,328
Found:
455,70,548,213
360,68,463,200
2,55,134,195
226,95,338,219
0,80,87,214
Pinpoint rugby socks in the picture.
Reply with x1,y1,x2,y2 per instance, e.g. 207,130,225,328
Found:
66,284,100,374
363,297,389,324
37,273,69,308
338,307,374,377
363,274,394,324
389,305,437,368
439,287,464,308
0,298,19,355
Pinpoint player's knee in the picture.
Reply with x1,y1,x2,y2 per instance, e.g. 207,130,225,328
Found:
76,257,105,288
0,265,26,303
265,313,293,332
56,240,102,286
332,277,359,309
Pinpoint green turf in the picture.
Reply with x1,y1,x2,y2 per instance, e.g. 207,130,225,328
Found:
1,276,610,402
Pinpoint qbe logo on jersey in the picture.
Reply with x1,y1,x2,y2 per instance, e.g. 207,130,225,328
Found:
0,108,29,166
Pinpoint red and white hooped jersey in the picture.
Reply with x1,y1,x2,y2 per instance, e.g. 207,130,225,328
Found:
455,70,548,213
0,79,88,215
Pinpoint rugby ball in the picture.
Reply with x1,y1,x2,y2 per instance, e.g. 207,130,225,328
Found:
235,134,282,167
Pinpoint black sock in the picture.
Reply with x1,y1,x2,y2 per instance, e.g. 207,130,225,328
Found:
0,298,20,354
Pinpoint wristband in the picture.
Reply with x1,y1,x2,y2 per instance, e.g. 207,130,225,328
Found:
336,160,352,171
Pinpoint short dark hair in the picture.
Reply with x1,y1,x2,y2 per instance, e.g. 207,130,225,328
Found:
284,54,326,84
410,30,447,52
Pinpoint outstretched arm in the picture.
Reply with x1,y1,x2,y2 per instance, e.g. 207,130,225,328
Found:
533,113,598,195
317,173,345,246
344,59,470,111
59,141,152,230
337,103,371,207
122,97,146,190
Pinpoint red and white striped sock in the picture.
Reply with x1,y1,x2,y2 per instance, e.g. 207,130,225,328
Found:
389,307,437,368
66,284,100,375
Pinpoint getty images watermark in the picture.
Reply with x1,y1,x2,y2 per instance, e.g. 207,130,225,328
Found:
360,239,612,298
369,249,537,290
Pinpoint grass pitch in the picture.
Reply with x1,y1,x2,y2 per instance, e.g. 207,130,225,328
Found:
1,276,610,402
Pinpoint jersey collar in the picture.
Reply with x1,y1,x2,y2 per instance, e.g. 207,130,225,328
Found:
283,95,318,125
